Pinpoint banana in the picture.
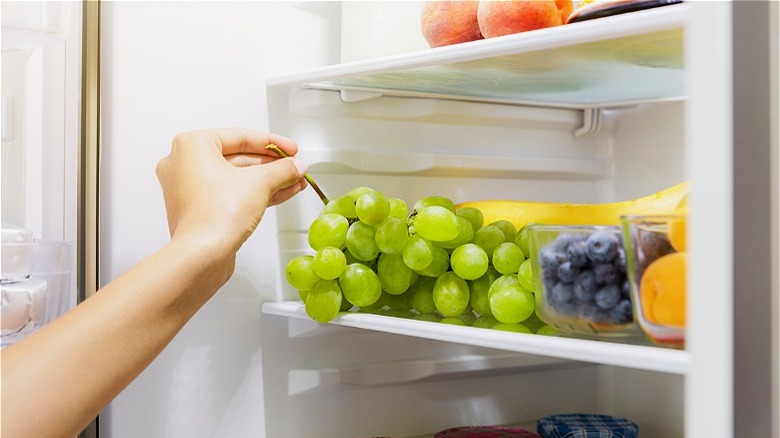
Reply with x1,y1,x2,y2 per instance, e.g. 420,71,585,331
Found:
456,181,690,231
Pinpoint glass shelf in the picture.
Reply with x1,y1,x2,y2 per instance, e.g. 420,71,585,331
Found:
269,3,688,109
262,301,691,375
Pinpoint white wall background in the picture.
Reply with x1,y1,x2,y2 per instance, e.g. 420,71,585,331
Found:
100,2,341,436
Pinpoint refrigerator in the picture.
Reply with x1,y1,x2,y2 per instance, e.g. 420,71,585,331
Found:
2,1,778,438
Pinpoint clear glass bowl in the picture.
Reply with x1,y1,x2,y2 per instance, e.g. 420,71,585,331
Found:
621,215,686,346
528,225,638,337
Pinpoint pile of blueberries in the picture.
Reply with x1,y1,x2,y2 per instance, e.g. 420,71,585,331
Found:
538,229,633,326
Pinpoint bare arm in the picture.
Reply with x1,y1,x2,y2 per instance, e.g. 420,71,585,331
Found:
0,128,308,438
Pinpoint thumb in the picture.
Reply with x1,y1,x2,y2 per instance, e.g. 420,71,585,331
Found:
251,157,310,205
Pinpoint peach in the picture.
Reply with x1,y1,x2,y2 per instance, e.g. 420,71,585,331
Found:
639,252,687,327
477,0,574,38
421,0,484,48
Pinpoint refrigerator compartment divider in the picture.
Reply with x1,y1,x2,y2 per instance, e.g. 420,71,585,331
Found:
287,352,587,395
262,301,691,375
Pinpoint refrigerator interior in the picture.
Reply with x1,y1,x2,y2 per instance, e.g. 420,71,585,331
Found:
98,2,778,438
262,4,690,438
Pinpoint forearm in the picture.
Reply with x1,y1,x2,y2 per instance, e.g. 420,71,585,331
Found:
0,238,233,438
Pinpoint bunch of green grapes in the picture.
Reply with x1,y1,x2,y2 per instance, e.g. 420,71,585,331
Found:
284,186,555,335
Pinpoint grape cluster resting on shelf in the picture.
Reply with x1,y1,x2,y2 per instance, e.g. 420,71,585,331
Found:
285,186,552,334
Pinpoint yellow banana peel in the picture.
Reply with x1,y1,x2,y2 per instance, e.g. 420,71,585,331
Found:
456,181,690,231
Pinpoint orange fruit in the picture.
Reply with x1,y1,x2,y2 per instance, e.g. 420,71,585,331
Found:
639,252,687,326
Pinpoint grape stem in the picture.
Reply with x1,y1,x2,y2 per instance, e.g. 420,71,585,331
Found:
265,143,329,205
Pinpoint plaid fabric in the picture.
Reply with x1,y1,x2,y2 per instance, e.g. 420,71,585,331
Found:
537,414,639,438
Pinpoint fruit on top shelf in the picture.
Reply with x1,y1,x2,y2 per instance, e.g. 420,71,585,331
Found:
420,0,574,48
421,0,484,48
456,181,689,233
477,0,573,38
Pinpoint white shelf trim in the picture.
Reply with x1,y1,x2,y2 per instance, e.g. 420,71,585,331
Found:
263,300,691,375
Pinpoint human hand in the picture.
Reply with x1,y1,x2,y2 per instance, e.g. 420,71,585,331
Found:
155,128,308,260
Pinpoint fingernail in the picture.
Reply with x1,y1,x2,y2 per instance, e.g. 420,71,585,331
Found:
292,157,309,177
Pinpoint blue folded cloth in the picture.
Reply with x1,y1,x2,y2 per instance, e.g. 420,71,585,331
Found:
537,413,638,438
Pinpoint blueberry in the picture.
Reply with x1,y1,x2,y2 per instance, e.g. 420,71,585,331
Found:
616,248,627,273
574,270,598,302
621,279,631,297
566,241,589,268
595,283,621,309
557,261,580,283
551,233,578,252
579,302,610,323
540,247,566,271
586,231,620,263
593,263,618,285
609,299,633,324
548,282,576,314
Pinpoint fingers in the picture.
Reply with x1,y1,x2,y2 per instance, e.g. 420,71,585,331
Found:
268,178,309,206
184,128,298,158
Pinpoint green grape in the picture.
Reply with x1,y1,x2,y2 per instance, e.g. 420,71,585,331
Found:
438,216,474,249
472,225,505,262
375,217,409,255
415,244,450,277
409,276,437,314
489,220,517,243
285,255,321,291
338,263,382,307
346,186,376,201
472,315,500,329
469,266,500,317
432,271,470,317
298,289,308,302
359,291,389,313
388,197,409,219
402,235,433,270
493,323,532,334
412,195,456,213
305,279,343,323
514,223,537,259
536,325,560,336
488,274,521,299
492,242,525,275
522,312,546,332
377,252,414,295
345,221,380,261
308,213,349,251
340,294,355,311
450,243,489,280
489,283,535,324
439,317,466,326
378,308,416,319
517,259,535,292
386,289,413,311
456,207,484,233
355,191,390,225
320,195,357,219
414,206,460,242
414,312,442,323
458,311,477,326
313,246,347,280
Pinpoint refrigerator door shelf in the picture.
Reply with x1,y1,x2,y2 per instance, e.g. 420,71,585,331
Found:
268,3,688,110
262,301,691,375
